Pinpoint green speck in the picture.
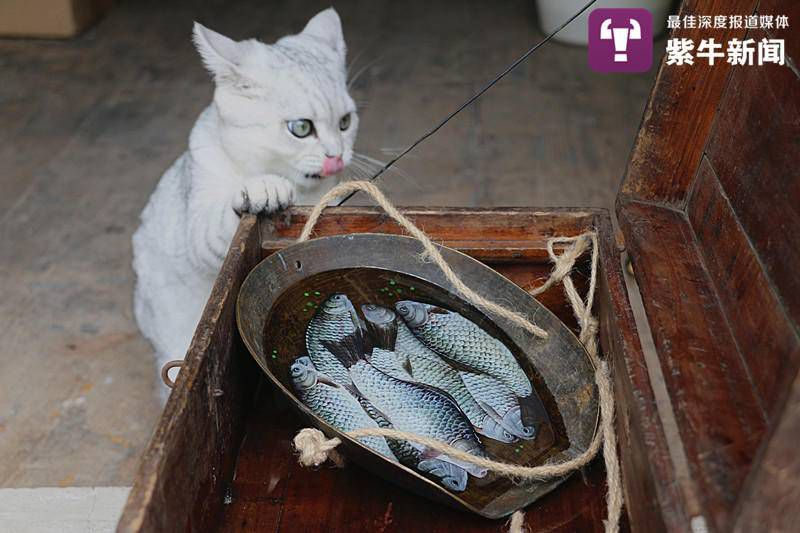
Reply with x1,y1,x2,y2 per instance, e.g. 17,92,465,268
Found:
272,349,278,354
303,291,310,297
396,289,403,294
314,291,321,296
410,287,416,291
306,301,314,307
389,280,396,286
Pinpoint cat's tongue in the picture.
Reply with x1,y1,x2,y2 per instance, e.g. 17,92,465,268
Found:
321,156,344,176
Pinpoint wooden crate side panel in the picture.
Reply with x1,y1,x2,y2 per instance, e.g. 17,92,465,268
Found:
117,216,261,533
688,158,800,420
619,0,757,207
733,368,800,532
261,207,597,262
703,28,800,330
595,216,688,533
618,201,766,531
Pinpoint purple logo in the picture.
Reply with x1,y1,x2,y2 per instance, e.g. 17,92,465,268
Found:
588,8,653,73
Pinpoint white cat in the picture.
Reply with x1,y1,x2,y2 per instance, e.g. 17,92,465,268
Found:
132,8,358,396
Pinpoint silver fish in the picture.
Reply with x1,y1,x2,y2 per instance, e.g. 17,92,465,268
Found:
362,304,517,444
460,372,535,440
395,300,533,397
305,293,362,387
322,329,488,488
290,356,397,461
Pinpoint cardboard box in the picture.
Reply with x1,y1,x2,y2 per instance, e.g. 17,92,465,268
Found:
0,0,112,38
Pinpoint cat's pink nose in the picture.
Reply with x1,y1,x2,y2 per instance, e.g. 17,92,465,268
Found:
321,156,344,176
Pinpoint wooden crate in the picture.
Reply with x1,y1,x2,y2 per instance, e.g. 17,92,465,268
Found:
118,208,634,532
118,0,799,530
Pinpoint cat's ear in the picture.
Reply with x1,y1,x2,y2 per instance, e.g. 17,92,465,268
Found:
301,8,346,60
193,22,243,83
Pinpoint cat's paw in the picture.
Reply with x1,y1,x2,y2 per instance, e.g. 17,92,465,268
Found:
233,175,295,215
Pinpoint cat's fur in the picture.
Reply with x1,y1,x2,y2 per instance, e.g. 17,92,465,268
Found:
132,8,357,394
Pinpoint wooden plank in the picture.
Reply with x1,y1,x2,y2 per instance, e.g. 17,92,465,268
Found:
595,215,689,533
704,29,800,329
617,200,767,531
688,158,800,419
620,0,758,207
262,207,599,263
222,356,613,532
117,216,262,532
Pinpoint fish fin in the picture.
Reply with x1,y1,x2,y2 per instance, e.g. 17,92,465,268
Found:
441,356,483,375
401,355,413,377
428,306,450,315
356,394,395,429
320,329,368,368
315,374,340,388
475,399,503,423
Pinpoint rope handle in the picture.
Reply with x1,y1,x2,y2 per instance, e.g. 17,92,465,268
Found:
297,180,548,338
160,360,184,389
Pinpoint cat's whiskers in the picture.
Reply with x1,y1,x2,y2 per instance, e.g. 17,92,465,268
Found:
347,54,384,90
352,152,419,188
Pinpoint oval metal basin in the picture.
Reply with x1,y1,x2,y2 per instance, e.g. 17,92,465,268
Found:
236,233,598,519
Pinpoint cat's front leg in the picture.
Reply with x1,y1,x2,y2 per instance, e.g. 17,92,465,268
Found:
233,174,295,215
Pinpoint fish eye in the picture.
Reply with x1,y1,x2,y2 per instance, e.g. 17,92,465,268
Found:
288,119,314,138
339,113,351,131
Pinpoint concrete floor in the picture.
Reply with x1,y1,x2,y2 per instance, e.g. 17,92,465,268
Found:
0,0,662,489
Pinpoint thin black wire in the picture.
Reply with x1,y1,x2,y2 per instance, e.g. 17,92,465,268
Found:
337,0,598,206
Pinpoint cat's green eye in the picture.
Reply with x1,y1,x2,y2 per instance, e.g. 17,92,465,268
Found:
339,113,351,131
288,119,314,138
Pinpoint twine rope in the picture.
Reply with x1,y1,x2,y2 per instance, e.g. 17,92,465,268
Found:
291,181,621,533
299,181,548,338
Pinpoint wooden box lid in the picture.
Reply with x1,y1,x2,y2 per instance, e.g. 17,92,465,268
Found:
615,1,799,531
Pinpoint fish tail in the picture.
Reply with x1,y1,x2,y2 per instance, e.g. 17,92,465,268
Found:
365,318,397,351
517,393,549,433
321,329,369,369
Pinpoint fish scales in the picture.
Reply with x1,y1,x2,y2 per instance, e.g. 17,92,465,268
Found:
305,294,361,386
290,356,397,460
363,304,518,443
395,301,533,397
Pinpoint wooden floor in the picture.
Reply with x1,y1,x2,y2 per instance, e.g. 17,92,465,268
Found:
0,0,661,488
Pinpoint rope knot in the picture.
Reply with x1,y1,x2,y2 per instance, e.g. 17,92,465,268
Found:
293,428,342,467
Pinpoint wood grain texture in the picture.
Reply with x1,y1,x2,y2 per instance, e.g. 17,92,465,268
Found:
619,0,758,207
688,158,800,420
733,369,800,532
618,200,767,532
117,216,262,533
704,29,800,330
218,386,618,533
